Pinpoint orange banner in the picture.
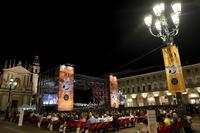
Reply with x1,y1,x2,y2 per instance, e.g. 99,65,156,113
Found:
109,75,119,108
58,65,74,111
162,44,186,93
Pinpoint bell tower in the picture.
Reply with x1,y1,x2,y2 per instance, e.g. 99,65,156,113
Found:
32,56,40,95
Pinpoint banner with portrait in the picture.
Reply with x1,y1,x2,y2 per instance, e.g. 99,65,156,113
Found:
109,75,119,108
162,44,186,92
58,65,74,111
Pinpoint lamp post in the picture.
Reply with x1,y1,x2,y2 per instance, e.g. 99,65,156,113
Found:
144,2,181,45
144,1,185,113
5,78,17,120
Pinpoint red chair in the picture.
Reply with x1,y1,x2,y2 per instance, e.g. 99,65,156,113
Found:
40,118,49,128
73,121,79,128
89,123,96,132
95,122,103,131
165,126,171,133
67,121,77,131
67,121,74,128
107,122,112,128
101,122,107,129
170,124,176,132
121,119,128,127
30,117,39,125
131,118,135,126
157,124,165,133
105,121,113,131
126,118,133,127
118,119,123,127
52,120,60,130
80,122,86,129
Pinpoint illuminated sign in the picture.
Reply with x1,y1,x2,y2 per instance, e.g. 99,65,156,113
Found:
109,75,119,108
162,45,186,92
58,65,74,111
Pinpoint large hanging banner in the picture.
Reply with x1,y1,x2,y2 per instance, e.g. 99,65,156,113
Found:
58,65,74,111
109,75,119,108
162,44,186,93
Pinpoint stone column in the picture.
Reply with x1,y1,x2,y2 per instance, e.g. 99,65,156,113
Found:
23,95,27,105
133,98,137,107
181,94,186,104
1,95,8,111
176,92,186,114
143,98,147,106
168,95,173,105
155,97,160,105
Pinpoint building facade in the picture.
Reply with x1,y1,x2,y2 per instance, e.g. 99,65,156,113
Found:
0,56,40,111
118,63,200,108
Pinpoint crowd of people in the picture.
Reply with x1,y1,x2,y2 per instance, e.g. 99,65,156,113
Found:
3,107,194,133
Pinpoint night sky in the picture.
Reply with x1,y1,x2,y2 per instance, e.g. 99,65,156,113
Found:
1,0,200,77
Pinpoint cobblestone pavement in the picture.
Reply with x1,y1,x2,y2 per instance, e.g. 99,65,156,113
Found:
191,115,200,133
0,115,200,133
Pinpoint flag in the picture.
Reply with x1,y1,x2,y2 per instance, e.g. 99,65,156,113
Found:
58,65,74,111
109,75,119,108
162,44,186,92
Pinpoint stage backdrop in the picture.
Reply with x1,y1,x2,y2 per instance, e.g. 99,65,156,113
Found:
162,44,186,93
109,75,119,108
58,65,74,111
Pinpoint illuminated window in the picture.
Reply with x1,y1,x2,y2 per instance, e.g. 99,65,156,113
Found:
190,99,195,104
147,97,155,105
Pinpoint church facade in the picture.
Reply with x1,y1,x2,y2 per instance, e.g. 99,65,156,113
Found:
0,56,40,112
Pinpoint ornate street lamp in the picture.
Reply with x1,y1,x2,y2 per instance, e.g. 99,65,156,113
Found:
144,1,186,113
144,2,181,45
